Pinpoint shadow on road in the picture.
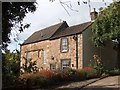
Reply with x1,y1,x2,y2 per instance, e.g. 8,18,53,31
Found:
81,86,120,90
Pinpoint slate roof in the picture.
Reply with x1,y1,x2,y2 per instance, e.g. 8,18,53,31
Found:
50,21,92,39
22,21,92,45
23,21,68,45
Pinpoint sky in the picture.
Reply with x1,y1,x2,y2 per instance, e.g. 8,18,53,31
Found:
7,0,113,52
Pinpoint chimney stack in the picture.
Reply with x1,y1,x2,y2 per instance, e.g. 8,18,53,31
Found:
90,8,98,21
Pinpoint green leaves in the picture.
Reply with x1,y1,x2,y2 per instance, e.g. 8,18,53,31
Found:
2,49,20,87
21,58,38,73
2,2,37,49
92,1,120,47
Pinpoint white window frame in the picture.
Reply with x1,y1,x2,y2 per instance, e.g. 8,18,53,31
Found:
61,59,71,70
43,50,46,64
61,37,68,52
26,51,31,63
50,64,56,70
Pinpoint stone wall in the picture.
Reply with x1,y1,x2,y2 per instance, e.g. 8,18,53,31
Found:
21,34,83,71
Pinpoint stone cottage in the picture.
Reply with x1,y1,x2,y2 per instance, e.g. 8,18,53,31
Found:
20,10,117,71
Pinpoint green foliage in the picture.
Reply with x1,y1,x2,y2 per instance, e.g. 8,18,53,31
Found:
2,49,20,87
92,1,120,47
2,2,37,49
108,68,120,76
21,57,38,73
93,54,104,76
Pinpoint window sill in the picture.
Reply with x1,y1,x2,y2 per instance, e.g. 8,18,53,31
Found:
61,50,68,53
43,63,46,64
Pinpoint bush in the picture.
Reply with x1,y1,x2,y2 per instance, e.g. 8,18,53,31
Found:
2,73,18,87
18,72,52,88
76,69,87,81
62,68,77,81
38,69,56,79
28,75,51,88
84,67,98,79
16,68,101,89
108,69,120,76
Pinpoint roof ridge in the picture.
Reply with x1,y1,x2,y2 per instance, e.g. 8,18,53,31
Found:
33,21,65,34
50,21,69,39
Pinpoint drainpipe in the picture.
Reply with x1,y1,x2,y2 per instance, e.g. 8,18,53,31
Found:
76,34,78,69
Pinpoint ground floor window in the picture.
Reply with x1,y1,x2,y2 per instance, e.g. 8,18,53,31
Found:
26,51,31,63
43,50,46,64
50,64,56,70
61,59,71,70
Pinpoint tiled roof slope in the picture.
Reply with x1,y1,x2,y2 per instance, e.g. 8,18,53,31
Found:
22,21,92,45
50,21,92,39
22,21,68,45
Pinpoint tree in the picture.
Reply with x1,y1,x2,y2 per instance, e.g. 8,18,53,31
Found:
2,49,20,87
2,2,37,49
92,1,120,68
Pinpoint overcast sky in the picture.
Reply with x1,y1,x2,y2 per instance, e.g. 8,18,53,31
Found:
7,0,113,51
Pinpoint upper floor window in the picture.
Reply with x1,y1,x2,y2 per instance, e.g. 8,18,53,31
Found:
61,37,68,52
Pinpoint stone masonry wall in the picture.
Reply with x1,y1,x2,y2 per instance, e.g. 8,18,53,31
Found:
21,34,83,71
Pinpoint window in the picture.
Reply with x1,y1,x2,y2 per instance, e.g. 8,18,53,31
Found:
26,52,31,62
61,59,70,70
43,50,46,64
50,64,56,70
61,37,68,52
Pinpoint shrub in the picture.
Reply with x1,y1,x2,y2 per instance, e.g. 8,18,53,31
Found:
16,67,102,89
93,54,104,76
76,69,87,81
38,69,56,79
17,73,32,88
18,72,52,88
108,69,120,76
84,67,98,79
62,68,77,81
28,75,51,88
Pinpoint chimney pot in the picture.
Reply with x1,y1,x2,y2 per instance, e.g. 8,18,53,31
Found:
90,8,98,21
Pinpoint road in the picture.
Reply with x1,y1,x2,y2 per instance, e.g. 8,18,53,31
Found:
82,75,120,90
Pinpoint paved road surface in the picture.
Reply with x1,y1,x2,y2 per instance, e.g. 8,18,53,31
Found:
82,76,120,90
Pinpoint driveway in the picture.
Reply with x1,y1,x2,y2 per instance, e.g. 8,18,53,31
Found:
82,75,120,90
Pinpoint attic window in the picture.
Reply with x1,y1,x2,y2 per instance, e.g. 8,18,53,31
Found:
61,37,68,52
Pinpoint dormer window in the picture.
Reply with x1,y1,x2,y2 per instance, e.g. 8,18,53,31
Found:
61,37,68,52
